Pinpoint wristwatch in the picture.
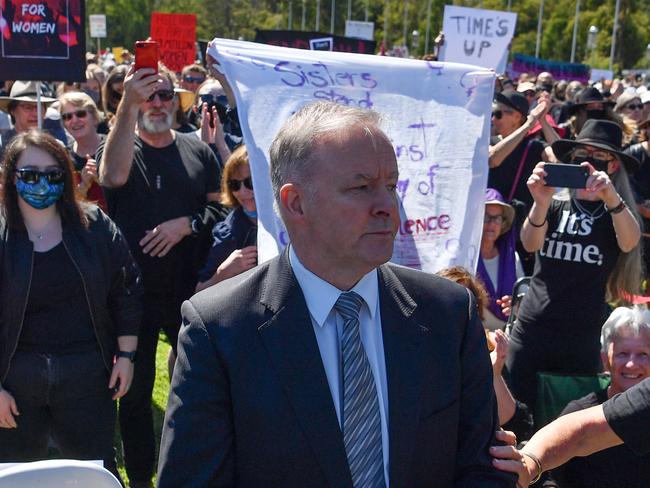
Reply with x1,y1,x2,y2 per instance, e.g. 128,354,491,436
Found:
117,350,137,362
189,215,203,236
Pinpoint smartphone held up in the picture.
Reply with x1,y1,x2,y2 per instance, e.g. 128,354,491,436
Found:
544,163,589,189
134,40,159,73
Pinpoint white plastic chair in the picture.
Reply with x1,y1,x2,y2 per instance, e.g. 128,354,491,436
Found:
0,459,121,487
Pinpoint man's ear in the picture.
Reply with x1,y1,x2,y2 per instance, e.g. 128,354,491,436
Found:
280,183,305,220
600,351,609,372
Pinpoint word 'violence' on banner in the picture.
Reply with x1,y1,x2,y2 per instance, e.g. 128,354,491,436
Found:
208,39,495,274
0,0,85,80
440,5,517,74
150,12,196,73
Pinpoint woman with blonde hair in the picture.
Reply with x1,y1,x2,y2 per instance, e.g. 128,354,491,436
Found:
506,119,642,416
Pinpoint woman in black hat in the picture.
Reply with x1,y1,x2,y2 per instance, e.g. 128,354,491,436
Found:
561,87,633,143
505,119,642,418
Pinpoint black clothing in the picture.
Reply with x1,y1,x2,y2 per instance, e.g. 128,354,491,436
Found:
624,143,650,277
175,122,198,134
502,399,534,444
18,243,96,355
507,197,619,410
551,389,650,487
0,349,122,483
96,131,222,483
197,206,257,283
97,132,221,298
66,134,106,171
518,198,619,334
488,136,545,211
0,205,142,383
604,378,650,456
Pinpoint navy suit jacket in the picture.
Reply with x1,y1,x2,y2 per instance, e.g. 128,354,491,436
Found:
157,251,515,487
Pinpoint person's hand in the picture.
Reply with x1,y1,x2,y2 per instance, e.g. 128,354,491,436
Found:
109,357,134,400
527,161,555,205
139,216,192,257
497,295,512,317
610,79,624,100
490,329,509,375
491,430,533,488
122,66,164,107
0,388,19,429
581,162,620,206
528,92,551,125
78,155,98,194
216,246,257,280
200,102,227,146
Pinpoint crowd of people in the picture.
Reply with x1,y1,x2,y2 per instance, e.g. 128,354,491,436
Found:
0,47,649,487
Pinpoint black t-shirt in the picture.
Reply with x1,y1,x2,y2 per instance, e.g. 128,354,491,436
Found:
551,388,650,488
96,132,221,295
18,242,97,354
604,378,650,456
518,198,620,334
488,136,545,210
625,143,650,232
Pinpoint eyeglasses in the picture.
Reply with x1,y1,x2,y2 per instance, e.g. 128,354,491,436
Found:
484,214,505,225
492,109,514,120
228,177,253,192
571,147,614,168
61,109,88,122
183,75,205,84
146,89,175,102
625,103,644,111
15,168,65,184
199,94,228,105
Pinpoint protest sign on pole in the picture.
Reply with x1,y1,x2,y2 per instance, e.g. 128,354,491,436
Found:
208,39,494,274
440,5,517,73
345,20,375,40
0,0,86,80
150,12,196,72
89,14,106,38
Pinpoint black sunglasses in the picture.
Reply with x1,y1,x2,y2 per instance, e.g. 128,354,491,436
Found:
228,177,253,192
183,75,205,84
146,89,175,102
492,110,503,120
61,109,88,122
625,103,643,111
16,168,65,184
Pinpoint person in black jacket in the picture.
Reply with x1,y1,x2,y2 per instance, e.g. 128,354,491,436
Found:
196,145,257,292
0,130,142,483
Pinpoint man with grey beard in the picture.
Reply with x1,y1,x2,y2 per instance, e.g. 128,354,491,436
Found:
97,66,224,488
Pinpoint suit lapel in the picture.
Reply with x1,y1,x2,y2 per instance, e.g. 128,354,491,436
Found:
379,265,429,488
258,250,353,488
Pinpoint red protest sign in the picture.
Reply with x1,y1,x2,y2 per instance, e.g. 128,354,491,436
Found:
150,12,196,72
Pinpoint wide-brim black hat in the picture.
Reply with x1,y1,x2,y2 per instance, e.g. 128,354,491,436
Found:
494,90,529,117
567,86,614,115
551,119,640,173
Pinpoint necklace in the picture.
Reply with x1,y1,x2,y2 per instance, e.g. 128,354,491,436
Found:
572,198,606,220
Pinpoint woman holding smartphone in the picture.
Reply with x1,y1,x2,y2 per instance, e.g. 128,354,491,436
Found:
506,119,642,417
0,130,142,482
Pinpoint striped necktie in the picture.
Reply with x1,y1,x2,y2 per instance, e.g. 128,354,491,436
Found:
334,291,386,488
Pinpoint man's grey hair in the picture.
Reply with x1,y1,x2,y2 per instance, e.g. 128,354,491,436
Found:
601,305,650,353
269,101,382,211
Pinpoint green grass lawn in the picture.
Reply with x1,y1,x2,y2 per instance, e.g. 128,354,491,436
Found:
116,332,172,486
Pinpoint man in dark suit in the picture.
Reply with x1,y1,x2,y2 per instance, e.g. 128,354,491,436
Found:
157,101,514,487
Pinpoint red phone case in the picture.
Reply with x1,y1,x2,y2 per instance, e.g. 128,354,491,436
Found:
134,41,159,72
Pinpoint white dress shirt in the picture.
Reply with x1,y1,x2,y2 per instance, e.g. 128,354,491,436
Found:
289,246,390,485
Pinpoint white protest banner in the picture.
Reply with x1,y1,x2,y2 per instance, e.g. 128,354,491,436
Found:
440,5,517,72
208,39,494,273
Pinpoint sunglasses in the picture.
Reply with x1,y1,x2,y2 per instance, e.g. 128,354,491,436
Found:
183,75,205,84
571,148,614,169
491,108,514,120
484,214,505,225
146,89,175,102
199,94,228,105
228,177,253,192
625,103,643,111
61,109,88,122
16,168,65,184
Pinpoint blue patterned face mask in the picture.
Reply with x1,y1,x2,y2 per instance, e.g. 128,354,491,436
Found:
242,207,257,219
16,177,64,210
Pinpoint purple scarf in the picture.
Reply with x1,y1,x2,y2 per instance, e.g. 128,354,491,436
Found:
477,227,517,322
